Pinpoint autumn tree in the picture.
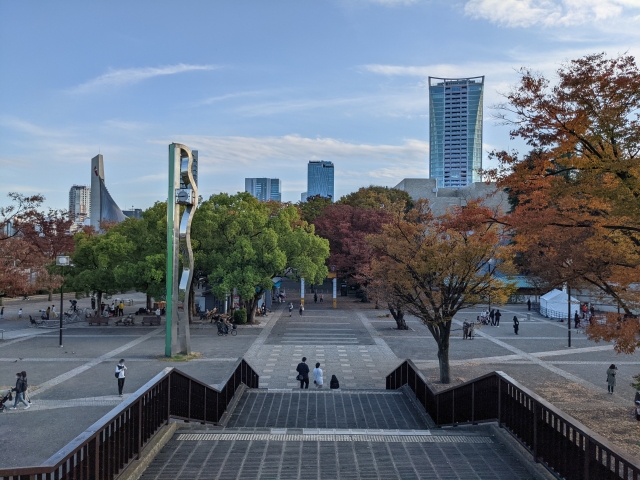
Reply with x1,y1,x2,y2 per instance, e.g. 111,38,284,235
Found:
0,192,44,240
486,53,640,350
313,205,392,302
368,200,515,383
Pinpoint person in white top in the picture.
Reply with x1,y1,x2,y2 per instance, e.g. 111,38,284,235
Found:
115,359,127,396
313,362,323,389
155,308,161,322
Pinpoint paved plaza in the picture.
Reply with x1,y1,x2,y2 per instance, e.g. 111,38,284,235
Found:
1,289,640,470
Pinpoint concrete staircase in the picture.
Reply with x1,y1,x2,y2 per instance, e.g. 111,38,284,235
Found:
139,388,546,479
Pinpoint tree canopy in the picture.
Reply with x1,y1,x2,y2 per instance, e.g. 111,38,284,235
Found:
368,200,515,383
194,193,329,322
338,186,413,212
486,52,640,352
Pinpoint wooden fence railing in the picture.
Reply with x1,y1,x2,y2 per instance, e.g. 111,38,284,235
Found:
0,358,258,480
387,359,640,480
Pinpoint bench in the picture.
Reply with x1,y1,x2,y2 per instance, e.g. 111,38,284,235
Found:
88,317,110,326
141,316,161,326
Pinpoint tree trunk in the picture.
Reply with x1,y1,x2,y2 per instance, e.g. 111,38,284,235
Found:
388,303,408,330
48,288,53,302
245,294,260,324
146,294,151,310
97,291,103,313
426,320,452,384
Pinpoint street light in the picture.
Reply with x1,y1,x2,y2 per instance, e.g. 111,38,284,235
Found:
56,255,71,348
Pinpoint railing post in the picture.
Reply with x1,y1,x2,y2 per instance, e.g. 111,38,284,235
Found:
532,401,538,462
471,383,475,424
167,374,171,425
584,435,590,480
452,389,455,424
137,399,143,460
204,386,207,424
95,432,101,480
188,379,192,422
498,378,502,427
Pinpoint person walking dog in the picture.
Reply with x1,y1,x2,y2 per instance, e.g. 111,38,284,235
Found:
513,316,519,335
116,359,127,396
296,357,310,389
606,364,617,394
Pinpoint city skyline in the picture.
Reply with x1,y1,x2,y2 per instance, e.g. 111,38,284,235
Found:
245,177,282,202
1,2,639,211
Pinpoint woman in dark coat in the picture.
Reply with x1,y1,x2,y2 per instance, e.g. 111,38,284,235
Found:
606,364,617,394
513,316,519,335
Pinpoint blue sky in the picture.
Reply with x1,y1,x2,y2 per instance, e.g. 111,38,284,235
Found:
1,0,639,210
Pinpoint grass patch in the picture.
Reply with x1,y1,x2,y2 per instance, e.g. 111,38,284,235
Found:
159,352,203,362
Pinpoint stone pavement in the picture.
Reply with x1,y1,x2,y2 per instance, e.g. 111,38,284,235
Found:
2,291,639,469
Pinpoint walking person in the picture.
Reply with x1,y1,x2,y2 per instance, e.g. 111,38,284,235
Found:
18,308,22,318
155,307,161,323
119,300,125,317
489,309,495,326
313,362,324,388
513,316,519,335
9,373,30,410
296,357,310,389
574,311,580,329
494,309,502,327
288,302,294,317
606,364,617,394
299,303,304,316
319,294,323,303
1,306,4,319
115,359,127,396
21,371,31,403
51,305,57,319
45,306,51,320
314,292,318,304
527,298,531,311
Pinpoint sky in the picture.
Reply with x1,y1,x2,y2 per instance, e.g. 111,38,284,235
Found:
1,0,639,210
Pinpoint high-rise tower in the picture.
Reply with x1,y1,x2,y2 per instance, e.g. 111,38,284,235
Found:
245,178,282,202
69,185,91,224
90,154,126,229
429,76,484,188
305,161,334,201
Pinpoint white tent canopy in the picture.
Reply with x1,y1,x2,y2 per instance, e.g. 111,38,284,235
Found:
540,289,580,319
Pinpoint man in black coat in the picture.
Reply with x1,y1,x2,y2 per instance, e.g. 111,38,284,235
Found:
494,309,501,327
296,357,310,389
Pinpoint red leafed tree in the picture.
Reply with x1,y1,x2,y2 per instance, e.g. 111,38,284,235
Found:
21,209,76,301
313,204,392,300
0,237,41,298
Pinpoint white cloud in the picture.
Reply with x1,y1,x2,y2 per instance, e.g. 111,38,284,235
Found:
464,0,640,28
70,63,218,93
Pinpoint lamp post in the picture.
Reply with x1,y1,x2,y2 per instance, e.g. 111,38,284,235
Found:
56,255,71,348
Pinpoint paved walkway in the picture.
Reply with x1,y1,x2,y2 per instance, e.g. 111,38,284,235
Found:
2,291,640,468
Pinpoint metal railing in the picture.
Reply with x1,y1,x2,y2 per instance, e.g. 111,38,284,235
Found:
0,358,258,480
387,359,640,480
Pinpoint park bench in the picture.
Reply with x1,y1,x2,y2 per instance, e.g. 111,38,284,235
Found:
141,316,161,326
88,317,110,326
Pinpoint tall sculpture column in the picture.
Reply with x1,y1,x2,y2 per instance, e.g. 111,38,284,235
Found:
166,143,198,357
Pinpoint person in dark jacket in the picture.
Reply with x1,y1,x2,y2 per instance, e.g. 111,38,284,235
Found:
494,309,501,327
574,311,580,329
606,364,617,394
489,309,495,326
513,316,519,335
527,298,531,311
296,357,309,389
9,373,30,410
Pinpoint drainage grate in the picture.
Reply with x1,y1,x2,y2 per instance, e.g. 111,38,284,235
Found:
176,433,492,444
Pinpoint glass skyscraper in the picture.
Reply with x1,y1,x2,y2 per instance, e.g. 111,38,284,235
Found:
245,178,282,202
305,160,334,200
429,76,484,188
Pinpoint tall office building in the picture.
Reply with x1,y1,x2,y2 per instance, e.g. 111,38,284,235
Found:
69,185,91,223
245,178,282,202
429,76,484,188
305,161,334,201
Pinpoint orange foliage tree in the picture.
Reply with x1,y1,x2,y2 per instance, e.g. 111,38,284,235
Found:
368,201,515,384
486,53,640,351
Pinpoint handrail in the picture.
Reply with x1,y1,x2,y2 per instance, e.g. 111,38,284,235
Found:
387,359,640,480
0,358,259,480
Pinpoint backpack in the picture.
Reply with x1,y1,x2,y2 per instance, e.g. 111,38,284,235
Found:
115,366,123,378
21,378,28,392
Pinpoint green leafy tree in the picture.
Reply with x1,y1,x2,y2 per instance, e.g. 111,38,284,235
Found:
111,203,167,308
69,229,133,309
338,186,413,212
194,193,328,323
297,195,333,223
